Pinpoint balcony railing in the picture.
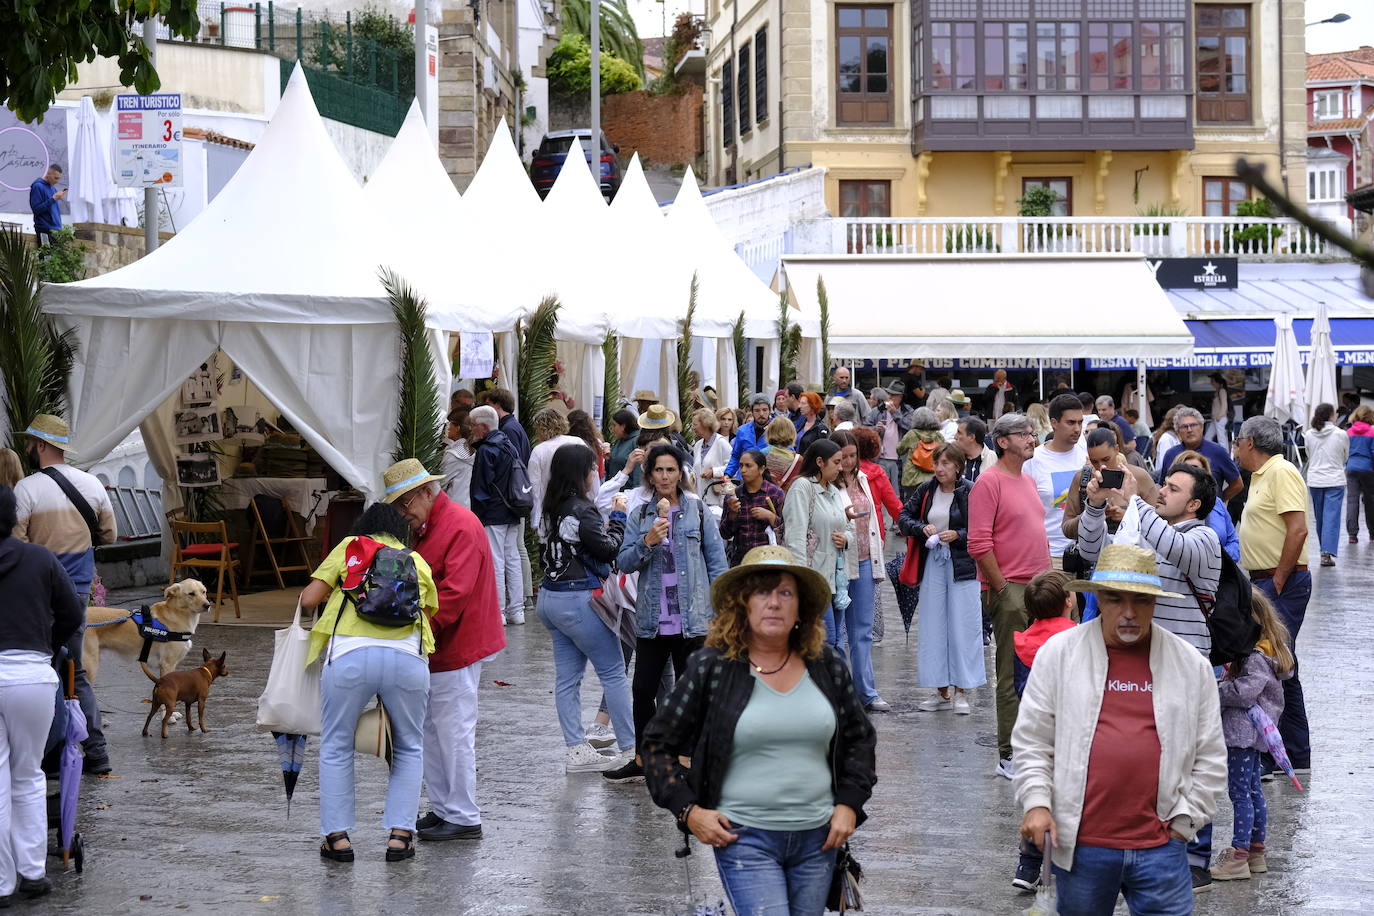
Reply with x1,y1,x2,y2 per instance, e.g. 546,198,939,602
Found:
831,216,1344,260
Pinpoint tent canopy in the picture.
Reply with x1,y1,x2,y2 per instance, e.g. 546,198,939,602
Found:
782,254,1194,360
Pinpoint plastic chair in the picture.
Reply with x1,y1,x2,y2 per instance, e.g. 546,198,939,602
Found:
169,519,241,622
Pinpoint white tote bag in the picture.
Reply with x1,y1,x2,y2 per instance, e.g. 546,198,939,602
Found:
256,603,322,736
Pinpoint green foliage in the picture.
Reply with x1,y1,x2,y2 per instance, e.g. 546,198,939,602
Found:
519,296,561,423
559,0,644,77
943,226,1000,252
677,274,698,439
1017,185,1061,218
602,333,620,439
353,5,413,51
36,228,86,284
2,0,200,123
1133,203,1189,236
0,227,77,455
1230,198,1284,251
816,277,831,381
732,311,748,409
649,12,702,95
381,268,444,473
547,33,641,96
777,292,799,388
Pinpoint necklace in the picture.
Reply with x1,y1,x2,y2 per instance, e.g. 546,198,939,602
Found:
749,649,791,676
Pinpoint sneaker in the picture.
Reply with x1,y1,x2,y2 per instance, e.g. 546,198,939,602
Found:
585,723,617,749
952,693,972,715
16,877,50,900
504,607,526,626
1191,864,1214,892
1011,857,1041,892
866,698,892,713
917,694,953,712
602,758,645,784
1321,552,1335,567
1209,848,1251,881
996,757,1015,780
1248,848,1268,874
565,742,615,773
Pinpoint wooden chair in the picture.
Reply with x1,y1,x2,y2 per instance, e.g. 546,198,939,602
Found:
244,494,315,590
169,519,241,622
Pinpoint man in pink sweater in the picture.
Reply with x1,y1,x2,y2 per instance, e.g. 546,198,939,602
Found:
968,412,1051,779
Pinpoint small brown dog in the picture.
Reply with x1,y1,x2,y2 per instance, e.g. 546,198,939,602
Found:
142,649,229,739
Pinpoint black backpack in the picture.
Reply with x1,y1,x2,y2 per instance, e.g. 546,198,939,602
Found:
502,455,535,518
342,542,423,628
1184,551,1262,667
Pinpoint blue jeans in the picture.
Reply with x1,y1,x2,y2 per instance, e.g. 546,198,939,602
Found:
713,823,834,916
1253,570,1311,769
537,587,635,753
1309,486,1345,556
845,561,878,705
319,646,430,835
822,606,848,653
1053,839,1192,916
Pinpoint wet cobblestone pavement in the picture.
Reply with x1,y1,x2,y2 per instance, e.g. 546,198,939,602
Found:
40,533,1374,915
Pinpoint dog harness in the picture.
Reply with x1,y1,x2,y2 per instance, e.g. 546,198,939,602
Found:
88,607,194,663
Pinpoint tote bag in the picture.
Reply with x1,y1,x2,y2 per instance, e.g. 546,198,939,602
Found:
256,603,322,736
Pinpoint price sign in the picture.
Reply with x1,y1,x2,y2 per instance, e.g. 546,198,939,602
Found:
114,93,182,188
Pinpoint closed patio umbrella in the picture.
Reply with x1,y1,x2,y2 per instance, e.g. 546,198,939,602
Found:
1305,303,1339,418
1264,315,1307,426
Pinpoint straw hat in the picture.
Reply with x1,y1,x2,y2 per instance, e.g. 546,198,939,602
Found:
826,396,848,408
633,389,658,402
710,545,833,621
948,389,971,406
22,414,72,453
354,702,394,767
380,458,442,505
1066,544,1183,598
639,404,676,429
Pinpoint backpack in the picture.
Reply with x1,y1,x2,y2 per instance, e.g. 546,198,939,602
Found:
909,439,938,473
502,456,535,518
1184,550,1262,667
340,537,423,628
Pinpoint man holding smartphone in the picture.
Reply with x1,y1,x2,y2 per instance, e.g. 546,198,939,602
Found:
29,165,65,245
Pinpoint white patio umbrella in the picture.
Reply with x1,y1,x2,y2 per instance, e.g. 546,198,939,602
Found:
1264,315,1307,425
104,108,139,226
1304,302,1339,419
69,97,109,224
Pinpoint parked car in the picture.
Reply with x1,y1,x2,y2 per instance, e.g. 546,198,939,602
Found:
530,129,622,200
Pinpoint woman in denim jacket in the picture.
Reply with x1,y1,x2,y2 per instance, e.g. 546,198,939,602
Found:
604,443,728,783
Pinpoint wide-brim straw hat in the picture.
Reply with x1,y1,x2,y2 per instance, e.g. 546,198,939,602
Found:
633,389,658,402
949,389,971,406
380,458,443,505
710,545,833,620
1067,544,1183,599
22,413,72,453
639,403,676,429
826,396,848,407
355,702,394,768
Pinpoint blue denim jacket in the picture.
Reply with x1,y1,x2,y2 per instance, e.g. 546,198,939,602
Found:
617,493,729,639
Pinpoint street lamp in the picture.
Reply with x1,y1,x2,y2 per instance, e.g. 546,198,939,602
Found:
1306,13,1351,26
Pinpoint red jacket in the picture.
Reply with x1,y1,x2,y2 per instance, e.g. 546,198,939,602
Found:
860,459,902,529
414,492,506,672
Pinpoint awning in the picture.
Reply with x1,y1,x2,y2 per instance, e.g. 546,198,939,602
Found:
781,254,1194,360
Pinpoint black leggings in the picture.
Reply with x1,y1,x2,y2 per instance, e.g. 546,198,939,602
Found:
632,634,704,747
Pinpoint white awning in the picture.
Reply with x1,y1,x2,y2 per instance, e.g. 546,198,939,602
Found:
781,254,1195,360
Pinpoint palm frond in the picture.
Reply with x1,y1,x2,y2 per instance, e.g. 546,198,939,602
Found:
817,276,832,380
732,310,748,408
560,0,645,76
519,296,561,422
777,290,799,388
677,273,698,437
601,332,620,438
380,267,444,473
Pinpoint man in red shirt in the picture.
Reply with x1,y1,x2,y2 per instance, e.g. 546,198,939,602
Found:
384,459,506,841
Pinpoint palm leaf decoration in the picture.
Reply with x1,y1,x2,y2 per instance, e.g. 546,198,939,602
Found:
381,268,443,472
676,273,698,438
601,332,620,438
0,226,77,468
732,310,748,408
519,295,561,422
777,290,799,388
817,276,832,381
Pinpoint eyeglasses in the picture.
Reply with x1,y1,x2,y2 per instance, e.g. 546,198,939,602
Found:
1175,422,1202,431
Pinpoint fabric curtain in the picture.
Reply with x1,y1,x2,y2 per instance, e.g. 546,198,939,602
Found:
760,337,781,401
140,390,183,566
619,337,644,399
496,330,519,413
715,337,739,409
658,339,680,418
588,344,606,426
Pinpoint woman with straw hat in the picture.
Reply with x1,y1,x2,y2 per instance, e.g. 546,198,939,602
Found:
642,545,877,916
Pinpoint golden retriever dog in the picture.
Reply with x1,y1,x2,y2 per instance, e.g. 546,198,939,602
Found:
84,579,212,683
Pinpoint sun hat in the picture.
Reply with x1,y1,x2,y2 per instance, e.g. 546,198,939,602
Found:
639,403,676,429
710,545,833,621
827,395,848,408
380,458,443,505
355,702,394,767
633,389,659,402
22,414,73,453
1066,544,1183,599
949,389,971,406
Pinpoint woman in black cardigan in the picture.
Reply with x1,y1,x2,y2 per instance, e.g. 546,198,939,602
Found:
897,442,985,715
641,545,876,916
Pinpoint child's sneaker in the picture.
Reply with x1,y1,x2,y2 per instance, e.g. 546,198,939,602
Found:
1011,856,1041,892
1209,847,1251,881
1248,846,1268,873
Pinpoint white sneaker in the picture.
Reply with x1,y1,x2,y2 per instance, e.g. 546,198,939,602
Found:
585,723,617,749
996,757,1015,780
952,693,972,715
866,698,892,713
504,607,526,626
565,742,614,773
917,694,953,712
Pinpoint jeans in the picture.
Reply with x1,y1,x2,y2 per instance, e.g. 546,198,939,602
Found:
631,634,702,747
1348,470,1374,538
822,606,848,653
988,582,1029,760
537,588,635,753
64,617,107,762
1252,570,1311,769
0,682,57,896
1053,839,1192,916
319,646,430,836
713,823,834,916
485,523,525,616
844,561,878,705
1226,747,1266,850
1309,485,1345,556
915,546,986,691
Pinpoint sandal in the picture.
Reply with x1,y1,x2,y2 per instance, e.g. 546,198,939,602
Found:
385,830,415,862
320,831,354,863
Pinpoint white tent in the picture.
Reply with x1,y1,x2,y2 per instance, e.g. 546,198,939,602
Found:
43,67,455,499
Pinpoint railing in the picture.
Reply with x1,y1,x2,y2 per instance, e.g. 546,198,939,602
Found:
831,216,1344,261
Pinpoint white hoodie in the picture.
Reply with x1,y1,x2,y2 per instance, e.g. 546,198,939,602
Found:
1305,424,1350,488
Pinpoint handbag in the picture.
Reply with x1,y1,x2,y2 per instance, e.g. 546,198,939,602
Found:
826,843,864,912
256,603,322,736
898,536,921,587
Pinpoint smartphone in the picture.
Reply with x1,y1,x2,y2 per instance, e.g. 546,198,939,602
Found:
1099,468,1126,490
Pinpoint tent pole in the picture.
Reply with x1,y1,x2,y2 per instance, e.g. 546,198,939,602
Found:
1038,358,1044,401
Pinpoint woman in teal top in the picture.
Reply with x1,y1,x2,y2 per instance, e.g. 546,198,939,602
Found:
641,546,877,916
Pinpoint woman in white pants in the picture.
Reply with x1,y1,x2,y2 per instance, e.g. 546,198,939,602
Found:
0,484,85,902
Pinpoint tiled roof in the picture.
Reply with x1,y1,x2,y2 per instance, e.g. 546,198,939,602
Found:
1307,51,1374,82
1309,101,1374,132
182,127,255,151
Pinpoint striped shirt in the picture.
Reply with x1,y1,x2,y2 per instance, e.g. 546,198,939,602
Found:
1077,498,1219,656
13,465,117,595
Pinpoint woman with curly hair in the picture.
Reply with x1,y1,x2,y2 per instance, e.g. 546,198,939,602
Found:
526,407,585,528
642,545,877,916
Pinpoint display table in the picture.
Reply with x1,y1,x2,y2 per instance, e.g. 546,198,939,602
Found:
220,477,331,534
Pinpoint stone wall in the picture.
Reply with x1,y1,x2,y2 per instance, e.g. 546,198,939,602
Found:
73,223,176,277
437,6,519,191
603,90,704,168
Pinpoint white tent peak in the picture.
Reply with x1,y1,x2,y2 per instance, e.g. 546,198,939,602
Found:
364,100,459,209
609,154,660,218
463,120,539,219
543,138,607,216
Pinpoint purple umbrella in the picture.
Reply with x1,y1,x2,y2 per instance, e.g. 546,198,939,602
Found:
1248,704,1302,791
60,666,88,870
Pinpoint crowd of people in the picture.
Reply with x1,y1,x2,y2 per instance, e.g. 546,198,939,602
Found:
0,367,1370,913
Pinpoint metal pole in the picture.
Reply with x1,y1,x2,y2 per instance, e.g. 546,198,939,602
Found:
415,1,426,122
143,18,159,255
268,1,275,51
590,0,601,189
1038,358,1044,401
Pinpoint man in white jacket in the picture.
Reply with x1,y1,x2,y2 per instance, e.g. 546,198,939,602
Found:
1013,544,1226,913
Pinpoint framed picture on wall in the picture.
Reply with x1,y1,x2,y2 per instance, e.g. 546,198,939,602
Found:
175,453,221,488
